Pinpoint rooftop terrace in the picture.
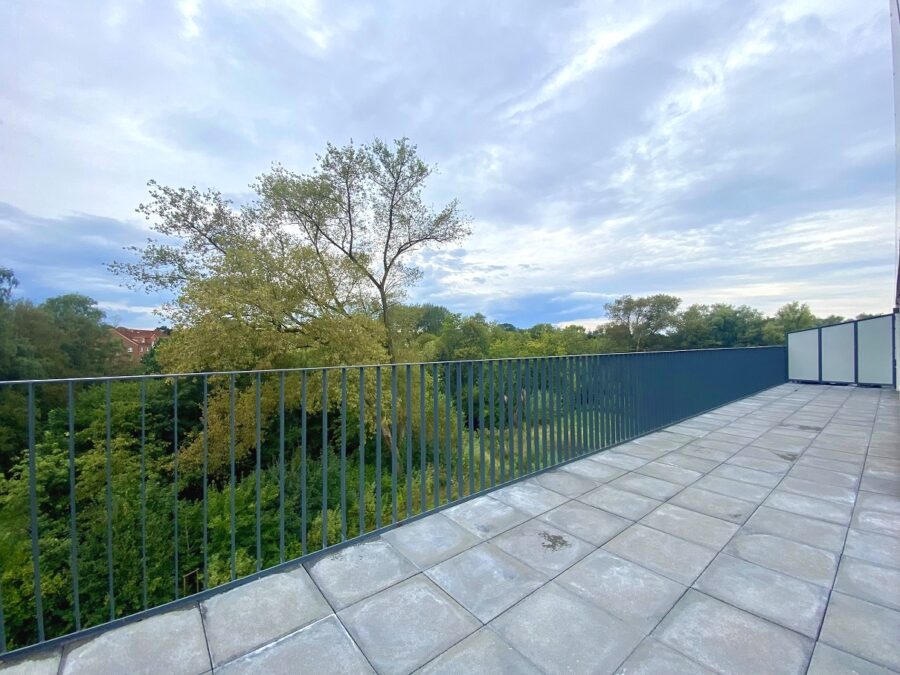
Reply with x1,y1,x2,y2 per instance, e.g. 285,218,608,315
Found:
3,382,897,674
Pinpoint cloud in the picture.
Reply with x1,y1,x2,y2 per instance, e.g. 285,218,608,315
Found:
0,0,895,330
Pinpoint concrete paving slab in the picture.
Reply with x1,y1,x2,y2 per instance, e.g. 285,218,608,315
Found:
491,582,643,674
0,652,61,675
562,458,627,482
764,490,853,525
306,539,416,610
833,557,900,611
589,451,649,470
538,499,630,546
669,487,756,524
743,507,847,553
489,481,568,516
578,485,661,520
856,491,900,516
843,529,900,569
641,504,739,550
693,474,771,503
727,454,792,474
556,549,686,632
657,452,719,473
798,455,862,475
790,464,859,488
694,553,829,637
425,543,544,621
807,642,895,675
443,495,530,539
608,473,683,501
63,606,210,675
851,507,900,538
203,567,330,666
381,513,480,569
779,476,858,506
680,443,734,463
338,575,479,675
819,592,900,671
709,463,782,487
216,615,373,675
724,532,838,587
615,639,714,674
635,461,702,486
417,628,540,675
653,590,813,675
492,519,594,577
603,524,717,585
532,468,600,497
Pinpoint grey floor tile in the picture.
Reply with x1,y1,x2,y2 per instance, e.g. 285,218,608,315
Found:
634,431,694,451
492,520,594,577
306,539,416,610
833,557,900,611
843,529,900,569
608,473,682,501
790,465,858,488
339,576,479,675
0,651,61,675
724,532,838,587
694,553,829,638
603,524,717,585
381,513,480,569
538,500,630,546
590,451,650,470
657,452,719,474
532,469,600,497
807,642,895,675
860,476,900,496
562,458,627,483
203,568,331,666
798,455,862,475
490,481,569,516
425,543,544,621
764,490,853,525
641,503,739,550
215,615,373,675
743,507,847,553
692,474,770,503
727,453,792,474
851,507,900,538
668,487,756,524
856,491,900,515
680,443,734,463
780,477,857,506
819,592,900,671
615,639,714,674
618,443,671,460
579,485,661,520
417,628,541,675
556,549,686,632
443,496,530,539
709,463,782,487
635,461,702,486
491,583,643,674
653,590,813,675
63,607,210,675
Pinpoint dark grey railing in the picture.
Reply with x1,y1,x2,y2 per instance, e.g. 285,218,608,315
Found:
0,346,786,656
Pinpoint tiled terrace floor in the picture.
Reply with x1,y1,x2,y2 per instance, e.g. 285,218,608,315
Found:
3,383,899,674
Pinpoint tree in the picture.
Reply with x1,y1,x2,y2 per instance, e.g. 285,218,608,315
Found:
0,267,17,306
762,302,818,343
603,295,681,351
258,138,470,361
675,304,765,349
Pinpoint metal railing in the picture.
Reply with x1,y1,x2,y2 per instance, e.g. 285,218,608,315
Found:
0,346,786,656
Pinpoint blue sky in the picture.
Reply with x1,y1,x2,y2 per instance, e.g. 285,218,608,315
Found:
1,0,896,329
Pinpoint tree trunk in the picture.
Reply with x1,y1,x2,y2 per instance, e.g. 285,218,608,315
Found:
379,288,396,363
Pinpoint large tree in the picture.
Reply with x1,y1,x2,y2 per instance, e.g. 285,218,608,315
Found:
257,138,470,361
603,294,681,351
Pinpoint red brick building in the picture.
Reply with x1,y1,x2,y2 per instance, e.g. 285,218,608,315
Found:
111,327,166,362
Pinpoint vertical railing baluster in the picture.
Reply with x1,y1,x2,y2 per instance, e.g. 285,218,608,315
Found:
488,361,496,487
201,376,208,589
517,359,524,474
455,363,463,498
229,375,236,580
301,372,308,555
432,364,439,507
507,360,515,477
375,368,382,528
444,363,451,502
541,359,548,467
322,369,329,549
255,374,262,572
174,378,180,597
468,362,474,495
498,359,505,483
104,381,114,622
341,368,348,541
524,359,531,472
279,372,286,562
28,384,44,641
67,382,80,630
406,365,413,517
419,365,426,512
390,365,398,524
140,380,148,606
479,361,486,491
358,368,365,535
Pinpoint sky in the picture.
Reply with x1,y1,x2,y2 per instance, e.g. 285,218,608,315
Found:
1,0,896,329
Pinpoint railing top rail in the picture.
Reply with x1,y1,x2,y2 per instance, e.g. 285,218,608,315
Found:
786,312,895,336
0,344,786,387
